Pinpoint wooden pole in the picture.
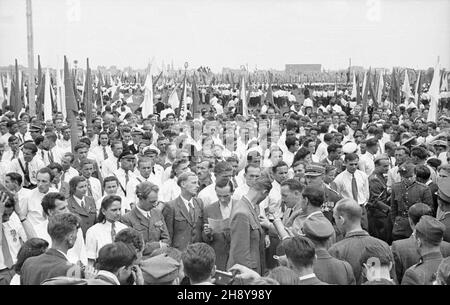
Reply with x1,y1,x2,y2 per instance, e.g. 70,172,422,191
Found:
26,0,36,116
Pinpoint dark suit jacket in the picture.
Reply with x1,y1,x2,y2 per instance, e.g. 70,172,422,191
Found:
162,196,204,251
202,201,231,271
20,249,79,285
314,248,356,285
227,197,265,275
298,275,329,285
121,207,170,245
440,213,450,243
67,195,97,238
127,144,139,155
391,235,450,283
401,251,443,285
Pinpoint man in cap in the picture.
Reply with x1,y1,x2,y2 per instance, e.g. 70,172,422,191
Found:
387,145,410,189
28,124,42,142
391,203,450,283
358,137,379,176
401,216,446,285
329,198,393,285
128,129,143,155
437,177,450,242
391,162,433,241
113,149,136,198
302,216,355,285
140,252,182,285
367,155,392,242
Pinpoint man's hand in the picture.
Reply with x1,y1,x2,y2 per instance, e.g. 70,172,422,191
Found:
131,265,144,285
228,264,261,283
259,215,271,229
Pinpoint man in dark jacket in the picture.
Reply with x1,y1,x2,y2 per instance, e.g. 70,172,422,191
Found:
437,177,450,242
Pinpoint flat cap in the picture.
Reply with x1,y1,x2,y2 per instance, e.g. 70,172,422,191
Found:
140,254,180,284
342,142,358,154
374,154,390,164
437,177,450,203
304,164,325,176
400,132,417,146
398,162,415,177
408,202,432,219
131,128,144,135
415,215,445,244
118,149,135,160
29,124,42,132
302,216,334,239
143,144,160,156
432,140,448,148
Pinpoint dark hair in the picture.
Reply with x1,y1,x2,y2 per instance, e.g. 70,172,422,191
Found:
69,176,86,196
285,136,299,150
74,142,89,152
14,238,49,274
114,228,145,253
96,242,137,273
359,245,394,268
302,185,324,208
37,167,54,182
282,236,315,268
171,159,189,178
252,176,273,192
408,203,432,225
293,147,311,162
272,161,288,173
415,165,431,181
103,175,119,188
280,179,304,192
22,142,38,154
181,243,215,283
344,153,359,163
97,195,122,223
366,137,378,148
6,172,23,186
34,135,45,146
63,152,75,163
41,192,66,216
411,146,428,161
327,143,342,154
215,177,234,193
8,135,18,143
213,161,233,175
395,145,410,156
135,181,159,200
47,163,63,174
323,133,334,143
47,213,80,243
266,266,299,285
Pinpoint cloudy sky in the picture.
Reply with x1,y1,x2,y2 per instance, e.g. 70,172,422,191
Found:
0,0,449,72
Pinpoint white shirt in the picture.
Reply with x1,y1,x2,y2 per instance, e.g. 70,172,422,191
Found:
332,170,369,206
101,156,120,178
198,183,217,208
0,214,27,269
85,221,128,259
358,151,375,176
180,195,194,212
113,168,136,197
387,166,401,189
159,178,180,203
61,167,80,184
91,145,113,168
86,177,102,202
9,156,46,185
56,138,72,154
36,148,51,166
126,169,164,204
219,202,231,219
259,180,283,218
314,142,329,163
1,150,23,162
21,187,58,236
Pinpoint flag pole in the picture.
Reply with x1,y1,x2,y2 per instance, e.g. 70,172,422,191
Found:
26,0,36,116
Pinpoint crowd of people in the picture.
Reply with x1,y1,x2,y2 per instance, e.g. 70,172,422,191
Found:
1,81,450,286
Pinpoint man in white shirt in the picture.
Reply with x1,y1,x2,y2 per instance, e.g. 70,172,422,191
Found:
60,152,80,184
2,135,22,162
80,160,102,202
101,140,123,179
198,161,234,208
260,161,288,219
358,138,378,176
332,153,369,230
45,131,63,165
159,159,190,203
40,192,88,266
113,151,137,198
387,146,410,189
314,133,334,163
21,168,58,238
9,142,45,189
127,156,163,205
91,132,113,169
56,126,72,154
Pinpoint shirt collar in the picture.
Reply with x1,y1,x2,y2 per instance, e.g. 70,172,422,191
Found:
136,205,151,218
97,270,121,285
73,196,84,205
299,273,316,281
344,230,370,239
56,249,69,261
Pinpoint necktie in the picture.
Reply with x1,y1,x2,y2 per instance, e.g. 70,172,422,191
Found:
111,222,116,241
87,179,93,197
19,134,23,143
80,199,85,209
125,170,129,186
188,201,195,221
49,151,54,164
61,170,67,183
117,159,120,169
24,161,30,185
351,173,358,203
1,229,14,269
103,147,108,160
41,150,45,161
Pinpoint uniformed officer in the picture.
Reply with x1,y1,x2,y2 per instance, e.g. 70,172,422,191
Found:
368,155,392,243
437,176,450,242
391,162,433,241
401,215,446,285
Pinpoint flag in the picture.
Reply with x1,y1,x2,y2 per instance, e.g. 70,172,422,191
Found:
240,74,247,117
441,71,448,92
13,59,22,118
83,58,93,130
96,70,104,111
358,68,371,129
402,69,411,101
64,56,79,152
356,73,362,105
0,74,5,110
266,72,274,107
369,71,377,109
5,73,11,107
427,58,441,122
414,71,421,107
177,72,187,119
376,72,384,106
361,71,367,96
191,73,200,116
141,65,154,118
168,84,180,110
44,68,52,122
56,68,66,118
350,72,357,99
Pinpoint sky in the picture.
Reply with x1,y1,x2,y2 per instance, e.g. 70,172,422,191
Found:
0,0,449,72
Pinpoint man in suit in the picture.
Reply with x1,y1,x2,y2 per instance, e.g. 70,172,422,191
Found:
392,203,450,283
360,245,396,285
67,176,97,238
227,176,272,275
162,172,204,251
20,213,82,285
127,129,143,155
437,177,450,242
282,235,328,285
121,181,170,253
202,177,233,271
402,216,446,285
94,242,138,285
302,216,355,285
329,198,394,284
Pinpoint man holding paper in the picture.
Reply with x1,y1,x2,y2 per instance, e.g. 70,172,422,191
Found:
202,177,233,271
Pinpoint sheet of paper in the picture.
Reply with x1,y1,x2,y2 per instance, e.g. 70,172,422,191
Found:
208,218,230,233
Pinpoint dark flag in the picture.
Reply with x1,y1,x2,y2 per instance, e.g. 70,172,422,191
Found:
14,59,22,118
83,58,93,130
64,56,79,153
358,68,371,129
191,73,200,116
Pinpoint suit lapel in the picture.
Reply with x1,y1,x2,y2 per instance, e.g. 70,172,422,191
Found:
134,208,150,228
176,197,193,226
69,196,89,216
241,197,259,226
